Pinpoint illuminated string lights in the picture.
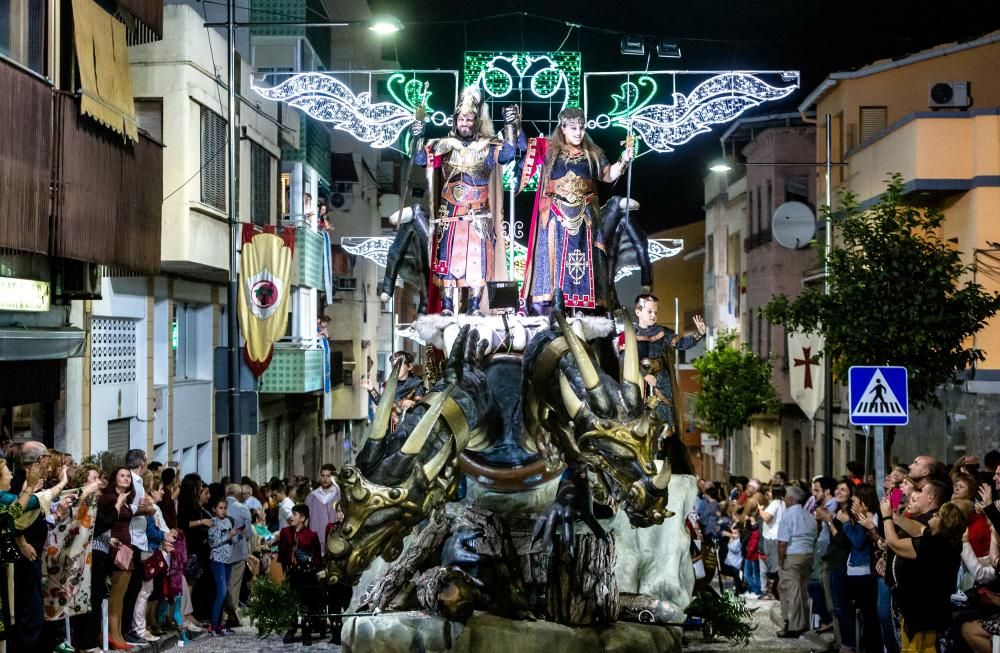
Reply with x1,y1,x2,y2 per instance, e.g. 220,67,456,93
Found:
252,73,415,148
586,71,800,152
613,239,684,283
341,235,680,286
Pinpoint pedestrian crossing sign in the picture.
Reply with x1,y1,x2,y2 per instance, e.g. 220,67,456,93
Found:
849,366,908,426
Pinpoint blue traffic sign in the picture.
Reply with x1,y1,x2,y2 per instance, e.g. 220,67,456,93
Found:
849,366,908,426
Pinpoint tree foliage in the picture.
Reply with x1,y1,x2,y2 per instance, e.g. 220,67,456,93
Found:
692,330,779,437
764,174,1000,409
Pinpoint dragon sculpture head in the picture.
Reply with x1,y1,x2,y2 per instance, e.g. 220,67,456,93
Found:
523,309,673,528
326,327,489,587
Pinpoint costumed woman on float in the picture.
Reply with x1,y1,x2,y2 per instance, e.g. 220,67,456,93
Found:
518,107,634,315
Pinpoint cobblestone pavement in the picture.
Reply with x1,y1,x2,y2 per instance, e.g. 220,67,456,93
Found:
175,627,342,652
683,597,835,653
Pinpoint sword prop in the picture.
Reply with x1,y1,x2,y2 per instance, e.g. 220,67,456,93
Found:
399,81,430,213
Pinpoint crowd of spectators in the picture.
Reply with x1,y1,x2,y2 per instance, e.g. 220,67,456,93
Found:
0,436,346,652
694,450,1000,653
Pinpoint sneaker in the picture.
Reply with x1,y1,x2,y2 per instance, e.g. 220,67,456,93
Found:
140,631,161,642
184,621,203,633
124,631,145,645
739,592,759,599
221,627,235,636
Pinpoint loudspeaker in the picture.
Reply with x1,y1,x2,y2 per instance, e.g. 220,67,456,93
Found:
487,281,519,312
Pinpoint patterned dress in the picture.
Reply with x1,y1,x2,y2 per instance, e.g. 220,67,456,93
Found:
523,146,610,311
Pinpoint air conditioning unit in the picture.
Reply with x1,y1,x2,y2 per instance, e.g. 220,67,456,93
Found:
54,260,102,300
335,277,358,291
929,81,971,109
329,191,352,212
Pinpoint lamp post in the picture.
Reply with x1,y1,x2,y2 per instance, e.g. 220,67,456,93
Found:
210,1,401,480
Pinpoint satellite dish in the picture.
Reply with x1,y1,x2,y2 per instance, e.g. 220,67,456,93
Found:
772,201,816,249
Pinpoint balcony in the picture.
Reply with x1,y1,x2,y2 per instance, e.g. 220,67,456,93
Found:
52,93,163,275
259,343,325,394
294,226,325,289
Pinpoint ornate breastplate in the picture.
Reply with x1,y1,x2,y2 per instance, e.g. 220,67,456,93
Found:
547,170,595,207
436,138,494,180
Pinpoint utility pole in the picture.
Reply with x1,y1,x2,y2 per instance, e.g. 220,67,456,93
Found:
823,112,833,477
226,0,242,479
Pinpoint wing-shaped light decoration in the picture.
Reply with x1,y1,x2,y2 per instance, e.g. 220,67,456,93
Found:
614,239,684,283
589,72,799,153
252,73,414,148
340,236,394,267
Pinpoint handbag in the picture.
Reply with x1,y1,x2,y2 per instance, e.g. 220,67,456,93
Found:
184,552,203,582
114,543,134,571
143,550,168,581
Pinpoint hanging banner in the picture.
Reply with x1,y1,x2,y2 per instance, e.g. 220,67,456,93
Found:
238,225,295,377
787,328,825,420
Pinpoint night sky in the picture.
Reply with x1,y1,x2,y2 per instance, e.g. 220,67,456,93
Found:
367,0,1000,233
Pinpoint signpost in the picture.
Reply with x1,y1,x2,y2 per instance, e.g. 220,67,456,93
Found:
849,366,908,497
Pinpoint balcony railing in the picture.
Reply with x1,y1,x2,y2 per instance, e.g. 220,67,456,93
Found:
294,226,325,289
259,343,326,394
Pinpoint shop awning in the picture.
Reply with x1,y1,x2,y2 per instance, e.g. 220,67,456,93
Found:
0,327,85,361
71,0,138,141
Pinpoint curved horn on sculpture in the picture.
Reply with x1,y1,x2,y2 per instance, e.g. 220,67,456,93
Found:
651,458,672,490
553,311,611,415
619,310,644,410
558,372,583,420
620,311,643,390
422,436,455,481
369,359,402,441
399,385,455,455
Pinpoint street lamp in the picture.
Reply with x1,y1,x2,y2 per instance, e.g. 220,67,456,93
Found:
369,15,404,34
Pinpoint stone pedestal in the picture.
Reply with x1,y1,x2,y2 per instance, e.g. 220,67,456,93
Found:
342,612,682,653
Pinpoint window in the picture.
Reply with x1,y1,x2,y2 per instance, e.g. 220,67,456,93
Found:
859,106,888,143
785,175,809,204
200,106,226,210
0,0,45,75
108,418,131,454
757,312,764,357
747,190,754,235
250,142,272,226
706,234,714,273
766,180,772,223
756,185,763,233
172,303,208,381
134,99,163,142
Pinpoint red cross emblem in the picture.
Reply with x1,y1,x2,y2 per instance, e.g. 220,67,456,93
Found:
794,346,819,389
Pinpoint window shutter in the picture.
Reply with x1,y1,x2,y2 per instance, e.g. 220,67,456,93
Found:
108,418,130,453
251,142,271,226
859,106,888,143
200,106,226,210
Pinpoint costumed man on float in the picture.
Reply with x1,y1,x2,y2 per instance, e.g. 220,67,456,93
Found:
517,107,634,315
413,87,521,316
359,350,425,433
621,294,706,450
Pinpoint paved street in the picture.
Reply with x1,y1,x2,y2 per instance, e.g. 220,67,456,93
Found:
684,597,834,653
175,628,342,652
153,596,830,653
